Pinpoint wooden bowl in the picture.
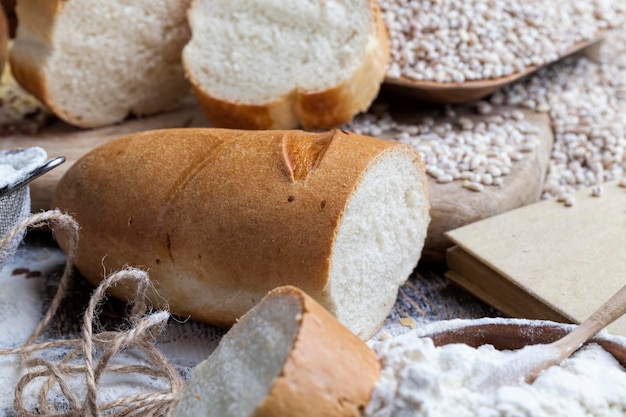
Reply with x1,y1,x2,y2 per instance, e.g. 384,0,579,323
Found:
383,36,607,104
420,318,626,367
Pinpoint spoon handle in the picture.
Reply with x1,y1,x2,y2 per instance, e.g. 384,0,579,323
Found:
552,284,626,357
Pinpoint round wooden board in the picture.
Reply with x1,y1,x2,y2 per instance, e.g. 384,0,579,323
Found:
369,98,554,262
426,110,552,262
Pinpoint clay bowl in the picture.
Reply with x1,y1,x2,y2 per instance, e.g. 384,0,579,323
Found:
420,318,626,368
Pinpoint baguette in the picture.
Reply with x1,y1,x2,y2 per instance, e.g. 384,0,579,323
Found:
168,285,381,417
51,128,430,339
182,0,389,130
9,0,192,128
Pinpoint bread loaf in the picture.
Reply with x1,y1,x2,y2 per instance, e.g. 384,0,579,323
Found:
168,285,381,417
182,0,389,130
0,6,7,75
9,0,192,128
51,128,430,339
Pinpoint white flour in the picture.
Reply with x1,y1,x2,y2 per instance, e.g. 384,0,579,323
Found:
0,163,17,180
365,321,626,417
0,147,47,187
0,247,66,407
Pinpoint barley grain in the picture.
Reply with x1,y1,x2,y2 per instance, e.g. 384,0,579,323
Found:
563,195,576,207
499,48,626,199
591,185,603,197
463,181,485,192
343,103,540,191
380,0,626,83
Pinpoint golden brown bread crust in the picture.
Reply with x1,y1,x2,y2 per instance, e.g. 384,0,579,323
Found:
51,128,420,328
254,286,381,417
184,0,390,130
8,0,63,117
0,6,8,74
188,82,298,130
167,285,381,416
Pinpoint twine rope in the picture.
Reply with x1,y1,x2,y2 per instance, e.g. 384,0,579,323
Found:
0,210,183,416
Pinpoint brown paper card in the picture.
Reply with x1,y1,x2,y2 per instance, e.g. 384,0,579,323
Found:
445,181,626,337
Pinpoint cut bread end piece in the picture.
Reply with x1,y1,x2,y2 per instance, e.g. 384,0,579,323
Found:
9,0,192,128
168,285,381,417
182,0,389,130
322,144,430,339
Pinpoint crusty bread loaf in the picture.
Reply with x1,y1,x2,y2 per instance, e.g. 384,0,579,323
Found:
51,128,430,339
0,5,7,74
182,0,389,130
0,0,14,37
9,0,192,128
168,285,381,417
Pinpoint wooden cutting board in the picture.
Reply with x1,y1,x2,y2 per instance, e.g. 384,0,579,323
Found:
425,110,552,261
0,96,211,206
0,96,553,262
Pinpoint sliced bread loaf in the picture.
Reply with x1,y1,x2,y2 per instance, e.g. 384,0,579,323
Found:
182,0,389,130
51,128,430,339
168,286,381,417
9,0,192,128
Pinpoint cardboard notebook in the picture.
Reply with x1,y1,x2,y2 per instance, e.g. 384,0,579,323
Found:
445,181,626,337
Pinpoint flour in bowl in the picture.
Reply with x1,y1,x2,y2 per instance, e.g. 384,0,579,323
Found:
365,326,626,417
0,163,17,180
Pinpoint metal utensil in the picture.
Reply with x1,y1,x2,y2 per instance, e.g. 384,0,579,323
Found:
0,155,65,198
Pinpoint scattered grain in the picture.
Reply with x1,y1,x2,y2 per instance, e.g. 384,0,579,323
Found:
591,185,603,197
399,317,417,329
498,47,626,199
463,181,485,192
563,195,576,207
380,0,626,83
343,103,541,191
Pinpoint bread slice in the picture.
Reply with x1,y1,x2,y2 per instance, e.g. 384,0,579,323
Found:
168,286,381,417
9,0,192,128
182,0,389,130
51,128,430,339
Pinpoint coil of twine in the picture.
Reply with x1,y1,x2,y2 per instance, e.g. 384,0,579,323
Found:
0,210,183,417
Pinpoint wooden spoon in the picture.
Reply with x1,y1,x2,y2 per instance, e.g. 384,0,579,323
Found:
477,283,626,390
384,35,607,104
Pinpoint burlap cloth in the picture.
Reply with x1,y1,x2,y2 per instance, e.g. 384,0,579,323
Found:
0,231,500,416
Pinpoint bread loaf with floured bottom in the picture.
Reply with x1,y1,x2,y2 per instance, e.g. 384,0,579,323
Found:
9,0,191,128
182,0,389,130
168,286,381,417
51,128,430,339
